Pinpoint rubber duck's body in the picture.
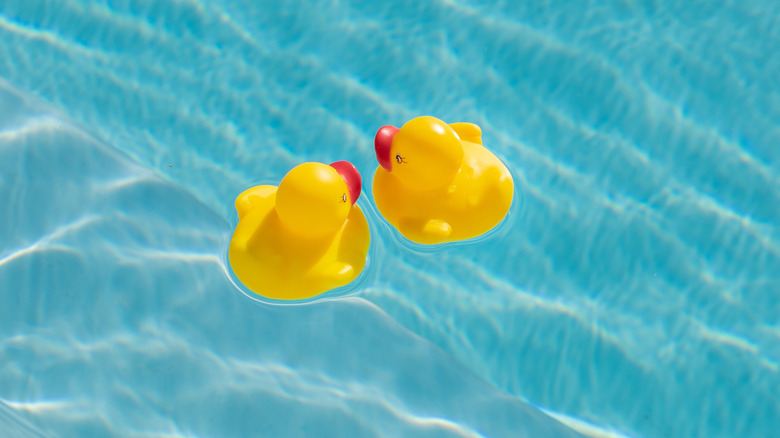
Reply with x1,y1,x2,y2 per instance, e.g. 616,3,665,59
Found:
229,161,369,300
372,116,513,244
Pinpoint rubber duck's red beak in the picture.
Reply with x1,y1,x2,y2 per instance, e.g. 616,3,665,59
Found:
374,125,399,172
329,161,362,205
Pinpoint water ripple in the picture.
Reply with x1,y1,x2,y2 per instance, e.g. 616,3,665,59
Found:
2,1,778,437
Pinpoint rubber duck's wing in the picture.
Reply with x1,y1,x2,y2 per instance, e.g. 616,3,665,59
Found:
399,217,453,244
449,123,482,145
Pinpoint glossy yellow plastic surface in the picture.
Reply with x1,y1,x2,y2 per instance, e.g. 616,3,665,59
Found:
229,162,369,300
373,116,514,245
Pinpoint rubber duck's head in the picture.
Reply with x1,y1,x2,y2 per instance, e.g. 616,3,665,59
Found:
374,116,464,190
276,161,362,236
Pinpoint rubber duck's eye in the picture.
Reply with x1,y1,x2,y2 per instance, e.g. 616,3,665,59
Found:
342,193,347,203
396,154,403,164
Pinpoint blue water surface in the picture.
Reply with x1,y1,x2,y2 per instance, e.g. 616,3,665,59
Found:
1,0,779,437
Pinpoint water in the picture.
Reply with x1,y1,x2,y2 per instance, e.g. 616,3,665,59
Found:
1,0,779,437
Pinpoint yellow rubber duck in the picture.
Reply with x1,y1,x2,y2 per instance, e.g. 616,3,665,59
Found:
372,116,514,245
229,161,370,300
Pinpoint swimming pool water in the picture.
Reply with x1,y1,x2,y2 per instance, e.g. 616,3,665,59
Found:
1,0,779,437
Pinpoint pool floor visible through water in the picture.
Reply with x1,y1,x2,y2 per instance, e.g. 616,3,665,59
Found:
1,1,779,437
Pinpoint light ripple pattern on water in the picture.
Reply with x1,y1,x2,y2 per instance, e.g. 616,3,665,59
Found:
1,0,779,437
